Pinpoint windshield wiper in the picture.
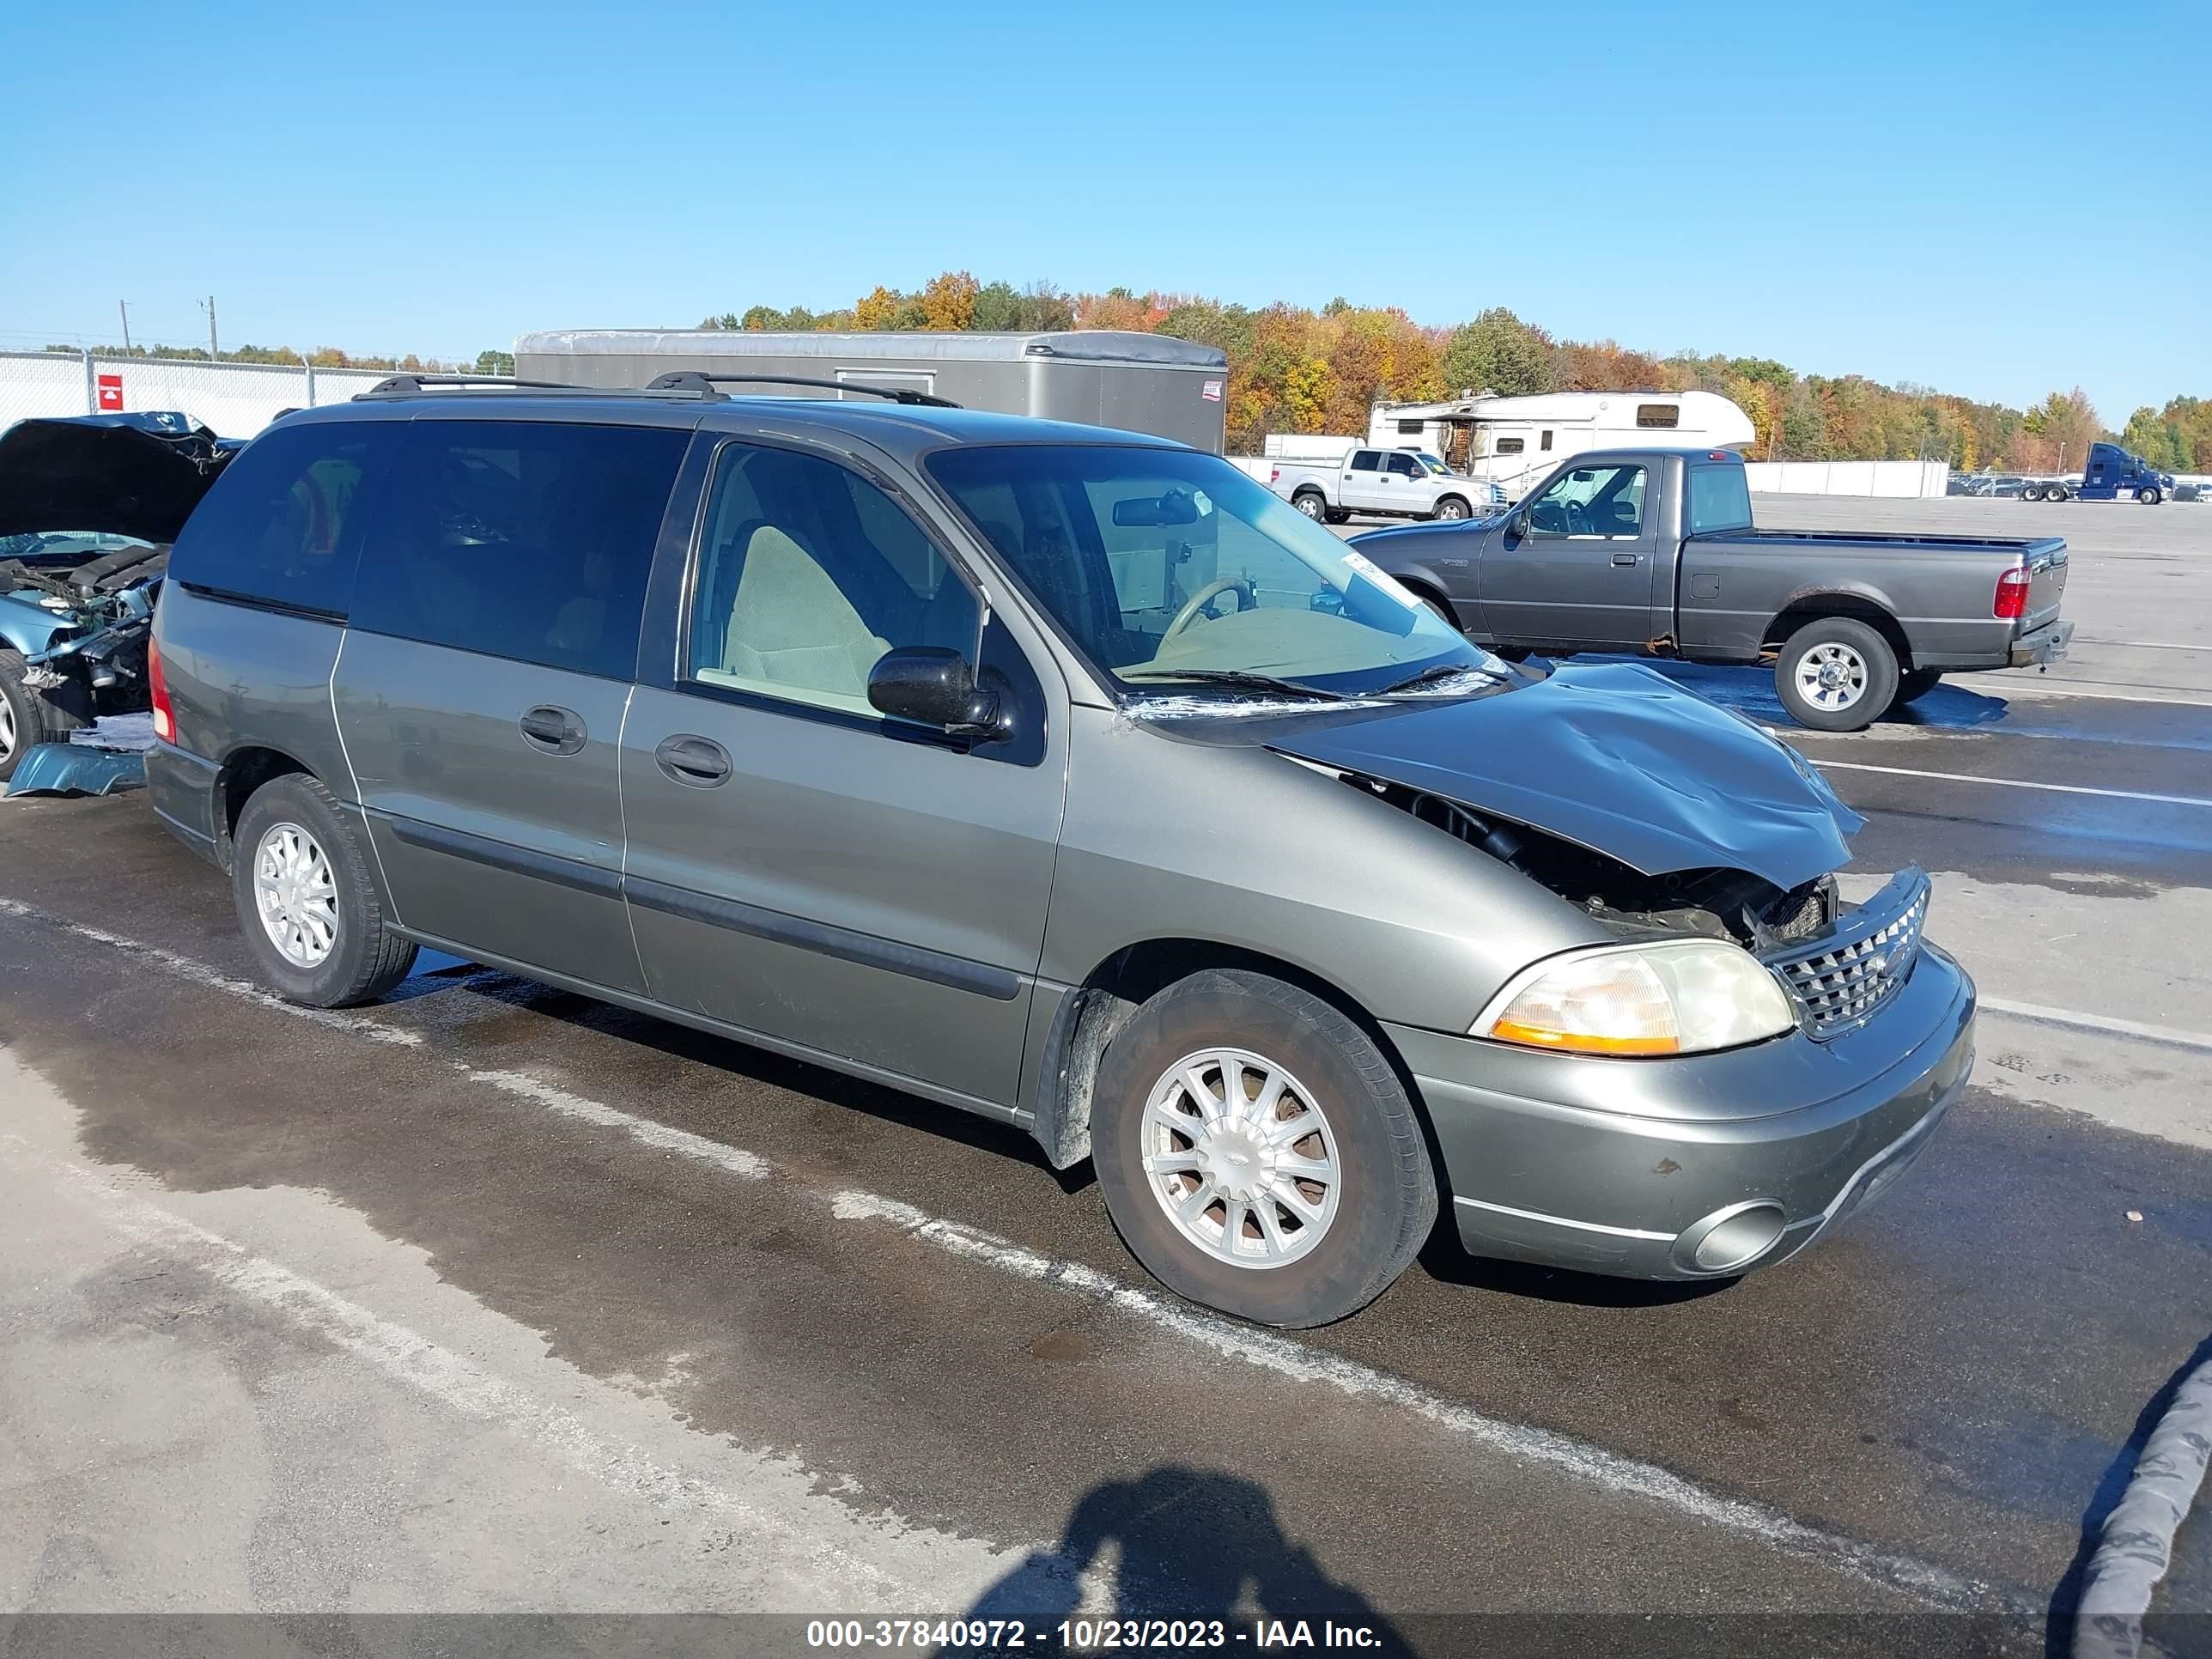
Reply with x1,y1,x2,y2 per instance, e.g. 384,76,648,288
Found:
1121,669,1347,701
1378,661,1510,696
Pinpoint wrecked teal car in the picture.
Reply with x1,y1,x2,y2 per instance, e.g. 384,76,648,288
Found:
0,411,238,782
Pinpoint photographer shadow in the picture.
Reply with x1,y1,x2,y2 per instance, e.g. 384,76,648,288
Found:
963,1464,1413,1649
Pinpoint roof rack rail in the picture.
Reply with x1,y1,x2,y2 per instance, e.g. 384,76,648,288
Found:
643,371,962,409
359,374,596,397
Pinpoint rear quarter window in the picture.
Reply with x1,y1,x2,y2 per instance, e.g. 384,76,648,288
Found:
168,422,392,617
1686,465,1753,534
347,420,688,680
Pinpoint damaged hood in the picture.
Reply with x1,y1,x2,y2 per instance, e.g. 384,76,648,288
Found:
1270,661,1863,891
0,411,239,544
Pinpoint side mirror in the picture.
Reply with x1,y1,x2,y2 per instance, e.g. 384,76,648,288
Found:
867,646,1002,738
1509,507,1531,539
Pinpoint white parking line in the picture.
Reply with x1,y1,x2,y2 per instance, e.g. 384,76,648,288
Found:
4,1127,974,1607
1808,760,2212,811
1980,997,2212,1056
1981,679,2212,709
0,894,2021,1613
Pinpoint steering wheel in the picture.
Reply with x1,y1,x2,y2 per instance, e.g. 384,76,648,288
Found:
1162,577,1253,643
1564,500,1591,535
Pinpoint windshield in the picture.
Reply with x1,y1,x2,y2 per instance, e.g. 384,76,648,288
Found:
1416,453,1452,476
925,445,1500,699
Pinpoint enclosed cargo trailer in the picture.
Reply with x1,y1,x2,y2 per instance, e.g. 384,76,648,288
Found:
514,329,1230,453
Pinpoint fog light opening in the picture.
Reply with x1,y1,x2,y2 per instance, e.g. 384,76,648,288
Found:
1682,1202,1788,1274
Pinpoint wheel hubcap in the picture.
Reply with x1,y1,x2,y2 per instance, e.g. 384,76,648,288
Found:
1795,642,1868,711
0,694,15,763
1140,1048,1340,1270
1298,498,1321,518
252,821,339,969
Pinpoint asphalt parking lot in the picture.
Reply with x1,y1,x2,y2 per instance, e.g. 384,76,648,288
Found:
2,492,2208,1647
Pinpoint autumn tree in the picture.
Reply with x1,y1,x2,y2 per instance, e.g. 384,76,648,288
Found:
1440,307,1552,397
1553,339,1666,392
919,270,980,330
853,286,902,330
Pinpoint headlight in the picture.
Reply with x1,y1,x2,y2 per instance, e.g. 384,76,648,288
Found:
1474,939,1797,1056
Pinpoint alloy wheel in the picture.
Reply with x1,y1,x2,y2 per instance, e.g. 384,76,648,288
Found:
1140,1048,1341,1270
252,820,340,968
1795,641,1869,713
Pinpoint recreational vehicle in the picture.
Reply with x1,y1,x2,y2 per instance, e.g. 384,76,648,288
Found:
1369,390,1755,501
514,329,1231,453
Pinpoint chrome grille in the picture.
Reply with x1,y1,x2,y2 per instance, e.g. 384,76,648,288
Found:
1764,866,1929,1037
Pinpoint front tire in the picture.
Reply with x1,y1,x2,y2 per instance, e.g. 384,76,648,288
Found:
232,772,416,1006
1775,617,1898,732
1431,496,1470,521
0,649,58,784
1092,969,1437,1328
2138,487,2163,505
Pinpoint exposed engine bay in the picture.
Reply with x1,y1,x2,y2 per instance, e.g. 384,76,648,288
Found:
0,536,168,715
1350,772,1838,950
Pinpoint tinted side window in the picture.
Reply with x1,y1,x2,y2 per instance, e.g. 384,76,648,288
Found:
1349,450,1382,471
1635,404,1680,428
350,421,686,679
687,443,980,719
1495,437,1525,455
1384,453,1419,477
170,422,392,617
1687,465,1753,534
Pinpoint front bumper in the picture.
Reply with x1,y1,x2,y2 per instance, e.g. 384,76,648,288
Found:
2010,618,2074,666
1386,942,1975,1279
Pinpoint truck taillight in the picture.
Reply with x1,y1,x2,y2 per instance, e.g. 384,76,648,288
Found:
149,635,174,743
1269,467,1279,483
1993,566,2031,620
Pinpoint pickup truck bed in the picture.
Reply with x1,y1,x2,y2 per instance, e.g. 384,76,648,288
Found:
1349,447,2071,732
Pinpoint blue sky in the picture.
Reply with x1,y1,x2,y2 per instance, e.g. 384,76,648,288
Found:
3,0,2203,422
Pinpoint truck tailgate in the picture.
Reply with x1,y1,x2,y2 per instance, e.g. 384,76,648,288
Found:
2021,538,2068,634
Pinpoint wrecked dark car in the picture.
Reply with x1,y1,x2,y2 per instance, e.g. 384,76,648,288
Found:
137,390,1974,1328
0,411,238,781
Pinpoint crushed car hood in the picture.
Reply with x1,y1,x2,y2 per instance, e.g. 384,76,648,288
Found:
1269,661,1863,890
0,411,239,544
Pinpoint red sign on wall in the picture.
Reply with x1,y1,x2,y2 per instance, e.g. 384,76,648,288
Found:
96,373,124,411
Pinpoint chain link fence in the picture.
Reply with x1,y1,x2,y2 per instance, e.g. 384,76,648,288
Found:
0,350,393,438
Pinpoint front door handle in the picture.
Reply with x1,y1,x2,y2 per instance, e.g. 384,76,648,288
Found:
655,733,732,787
1611,551,1642,566
519,704,586,755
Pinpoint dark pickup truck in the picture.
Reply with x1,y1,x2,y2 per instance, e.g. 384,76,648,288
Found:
1350,447,2072,730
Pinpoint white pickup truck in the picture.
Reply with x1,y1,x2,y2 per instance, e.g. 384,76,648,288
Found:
1267,446,1504,526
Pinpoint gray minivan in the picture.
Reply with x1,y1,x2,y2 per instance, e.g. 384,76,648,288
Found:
143,381,1975,1327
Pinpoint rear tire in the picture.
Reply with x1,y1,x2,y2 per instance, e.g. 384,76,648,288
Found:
232,772,416,1006
1775,617,1898,732
1092,969,1437,1328
2021,484,2044,502
1893,667,1943,707
1292,490,1327,521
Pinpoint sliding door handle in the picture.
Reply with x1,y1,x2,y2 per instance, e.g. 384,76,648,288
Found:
519,705,586,755
655,733,732,787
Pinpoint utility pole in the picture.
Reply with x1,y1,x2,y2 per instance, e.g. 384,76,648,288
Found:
118,301,131,354
200,295,219,360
